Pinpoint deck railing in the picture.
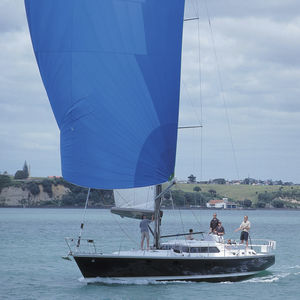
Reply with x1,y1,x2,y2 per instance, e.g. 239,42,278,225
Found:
248,239,276,253
65,236,276,256
65,237,98,255
220,238,276,254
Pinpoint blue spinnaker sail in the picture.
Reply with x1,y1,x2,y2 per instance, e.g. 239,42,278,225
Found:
25,0,185,189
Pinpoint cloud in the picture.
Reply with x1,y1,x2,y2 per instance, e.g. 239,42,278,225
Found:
0,2,60,176
177,0,300,182
0,0,27,33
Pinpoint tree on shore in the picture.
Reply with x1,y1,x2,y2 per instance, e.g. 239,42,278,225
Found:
23,161,29,178
14,161,29,179
188,174,196,183
208,189,217,197
193,186,201,192
212,178,226,184
0,175,11,191
271,199,284,208
243,199,252,208
14,170,26,179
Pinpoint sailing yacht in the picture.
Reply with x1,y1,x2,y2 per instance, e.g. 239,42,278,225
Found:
25,0,275,281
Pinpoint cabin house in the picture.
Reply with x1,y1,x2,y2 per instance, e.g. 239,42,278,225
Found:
206,198,237,209
206,199,225,209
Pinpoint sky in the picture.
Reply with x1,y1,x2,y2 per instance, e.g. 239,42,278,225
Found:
1,0,300,183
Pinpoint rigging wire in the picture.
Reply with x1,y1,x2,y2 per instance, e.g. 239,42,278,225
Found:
76,188,91,247
167,0,204,232
175,0,205,229
114,187,153,209
180,0,204,183
169,189,186,236
194,0,203,182
203,0,240,180
171,192,186,237
87,193,139,250
191,208,203,228
180,81,202,125
111,213,140,248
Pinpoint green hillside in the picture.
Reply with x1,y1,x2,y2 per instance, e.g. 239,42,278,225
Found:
174,183,300,204
1,174,300,208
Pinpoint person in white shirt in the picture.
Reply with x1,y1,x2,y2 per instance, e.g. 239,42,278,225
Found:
234,215,251,247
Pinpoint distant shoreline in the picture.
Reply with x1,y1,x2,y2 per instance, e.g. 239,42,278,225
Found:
0,206,299,211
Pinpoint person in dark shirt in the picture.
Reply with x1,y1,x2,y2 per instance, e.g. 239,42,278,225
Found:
214,221,225,236
209,213,219,233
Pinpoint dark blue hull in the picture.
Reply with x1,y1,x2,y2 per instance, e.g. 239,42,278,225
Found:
73,254,275,282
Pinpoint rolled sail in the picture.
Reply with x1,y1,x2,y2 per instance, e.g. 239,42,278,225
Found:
25,0,185,189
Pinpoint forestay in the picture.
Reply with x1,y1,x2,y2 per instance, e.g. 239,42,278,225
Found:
25,0,185,189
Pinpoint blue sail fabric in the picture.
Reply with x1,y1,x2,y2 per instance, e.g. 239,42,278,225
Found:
25,0,185,189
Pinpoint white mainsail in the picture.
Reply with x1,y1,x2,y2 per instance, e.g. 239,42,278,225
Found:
111,186,155,219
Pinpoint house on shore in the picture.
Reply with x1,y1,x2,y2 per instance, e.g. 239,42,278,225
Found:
206,198,237,209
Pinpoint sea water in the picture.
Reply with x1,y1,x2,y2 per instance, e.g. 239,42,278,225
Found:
0,208,299,300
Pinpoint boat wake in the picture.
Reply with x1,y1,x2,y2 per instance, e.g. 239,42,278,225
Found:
245,273,289,283
78,277,189,286
287,264,300,270
219,272,288,284
78,266,300,286
240,265,300,284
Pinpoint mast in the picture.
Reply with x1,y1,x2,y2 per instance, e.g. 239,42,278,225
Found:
154,178,176,249
153,180,176,249
154,184,162,249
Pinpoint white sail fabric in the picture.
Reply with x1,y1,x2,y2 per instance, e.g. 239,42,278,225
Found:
112,186,155,219
114,186,155,210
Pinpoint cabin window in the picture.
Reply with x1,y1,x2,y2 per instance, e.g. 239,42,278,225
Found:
197,247,220,253
160,245,220,253
181,247,220,253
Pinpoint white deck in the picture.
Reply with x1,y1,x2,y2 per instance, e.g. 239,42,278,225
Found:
67,234,275,259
